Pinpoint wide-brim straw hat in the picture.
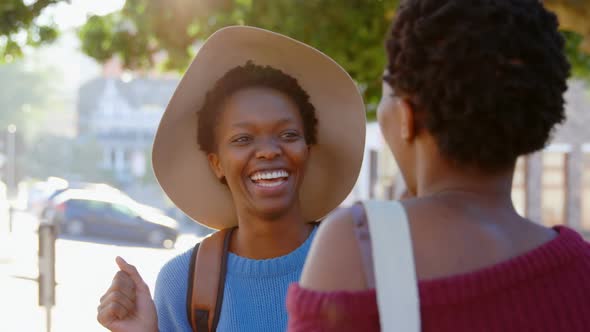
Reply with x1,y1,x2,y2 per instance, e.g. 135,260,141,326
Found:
152,26,366,230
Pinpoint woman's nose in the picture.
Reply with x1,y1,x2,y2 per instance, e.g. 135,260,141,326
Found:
255,139,282,160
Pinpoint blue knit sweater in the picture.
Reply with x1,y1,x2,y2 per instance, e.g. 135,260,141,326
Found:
154,227,317,332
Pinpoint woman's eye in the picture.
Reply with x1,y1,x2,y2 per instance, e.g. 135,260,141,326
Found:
232,136,251,143
281,131,301,140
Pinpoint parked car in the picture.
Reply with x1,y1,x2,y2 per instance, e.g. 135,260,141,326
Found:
46,189,178,249
37,180,123,220
27,177,69,217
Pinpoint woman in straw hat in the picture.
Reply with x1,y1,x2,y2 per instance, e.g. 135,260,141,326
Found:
287,0,590,331
97,26,365,332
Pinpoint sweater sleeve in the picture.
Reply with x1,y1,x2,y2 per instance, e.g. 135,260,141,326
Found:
286,283,380,332
154,248,194,332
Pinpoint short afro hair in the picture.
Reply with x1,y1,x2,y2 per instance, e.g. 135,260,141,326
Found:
384,0,570,171
197,61,318,154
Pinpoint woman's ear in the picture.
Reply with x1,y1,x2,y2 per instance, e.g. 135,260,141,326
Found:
398,99,416,142
207,153,225,181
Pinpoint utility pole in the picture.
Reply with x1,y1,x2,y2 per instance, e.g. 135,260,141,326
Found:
38,218,56,332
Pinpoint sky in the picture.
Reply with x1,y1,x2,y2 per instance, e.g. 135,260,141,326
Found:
40,0,126,30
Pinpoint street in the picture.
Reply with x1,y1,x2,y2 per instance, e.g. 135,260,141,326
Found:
0,211,202,332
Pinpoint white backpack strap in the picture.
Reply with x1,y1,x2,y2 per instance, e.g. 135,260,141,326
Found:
362,200,420,332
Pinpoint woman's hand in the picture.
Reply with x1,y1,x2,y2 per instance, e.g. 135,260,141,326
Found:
97,257,158,332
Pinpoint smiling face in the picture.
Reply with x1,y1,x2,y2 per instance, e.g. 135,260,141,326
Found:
207,86,310,220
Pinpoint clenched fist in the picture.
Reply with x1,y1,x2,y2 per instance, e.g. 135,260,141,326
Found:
97,257,158,332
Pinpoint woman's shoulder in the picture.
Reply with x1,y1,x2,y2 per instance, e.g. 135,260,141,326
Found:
159,246,194,278
300,207,369,292
289,209,379,331
155,246,194,300
154,247,195,331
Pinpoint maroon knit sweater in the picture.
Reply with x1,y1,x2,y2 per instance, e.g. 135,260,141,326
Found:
287,226,590,331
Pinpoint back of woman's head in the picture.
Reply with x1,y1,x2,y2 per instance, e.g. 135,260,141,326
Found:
385,0,570,171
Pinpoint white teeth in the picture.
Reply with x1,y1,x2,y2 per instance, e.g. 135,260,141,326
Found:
250,170,289,181
256,180,285,187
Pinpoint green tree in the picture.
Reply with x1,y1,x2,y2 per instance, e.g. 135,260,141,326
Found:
77,0,590,116
546,0,590,53
562,31,590,80
545,0,590,80
0,0,65,63
3,1,589,97
78,0,396,113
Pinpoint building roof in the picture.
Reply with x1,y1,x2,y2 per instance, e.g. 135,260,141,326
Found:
77,76,179,118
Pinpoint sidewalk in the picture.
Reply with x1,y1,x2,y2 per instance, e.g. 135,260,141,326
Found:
0,264,46,332
0,230,39,283
0,228,40,280
0,224,46,332
0,233,14,264
1,210,191,332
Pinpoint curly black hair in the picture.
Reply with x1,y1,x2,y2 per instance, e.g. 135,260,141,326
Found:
197,61,318,154
384,0,570,171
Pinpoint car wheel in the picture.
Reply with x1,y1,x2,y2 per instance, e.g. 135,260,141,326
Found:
147,230,175,249
65,219,84,236
162,238,175,249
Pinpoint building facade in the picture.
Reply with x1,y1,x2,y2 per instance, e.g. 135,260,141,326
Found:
77,75,178,184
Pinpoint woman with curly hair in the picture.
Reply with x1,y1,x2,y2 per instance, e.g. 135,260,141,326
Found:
287,0,590,331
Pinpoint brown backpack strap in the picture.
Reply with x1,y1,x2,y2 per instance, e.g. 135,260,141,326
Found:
189,227,235,332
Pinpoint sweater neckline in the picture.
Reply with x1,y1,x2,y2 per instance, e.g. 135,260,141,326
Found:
226,226,318,278
418,226,589,305
289,226,589,310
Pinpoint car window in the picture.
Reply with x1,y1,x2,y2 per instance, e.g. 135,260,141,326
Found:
85,200,109,211
69,199,108,212
108,203,140,223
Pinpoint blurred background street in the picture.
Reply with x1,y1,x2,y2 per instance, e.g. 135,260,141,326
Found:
0,207,202,332
2,0,590,331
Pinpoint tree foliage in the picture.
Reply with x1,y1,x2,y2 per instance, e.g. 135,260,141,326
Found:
77,0,590,114
545,0,590,80
562,30,590,80
546,0,590,53
78,0,397,112
0,0,64,63
2,0,589,113
78,0,232,70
